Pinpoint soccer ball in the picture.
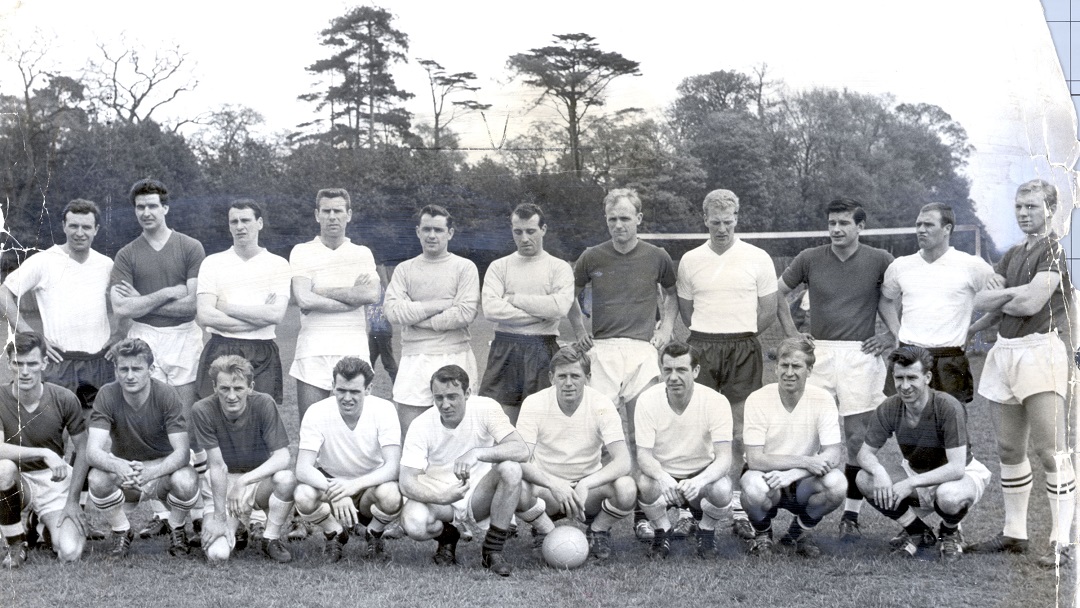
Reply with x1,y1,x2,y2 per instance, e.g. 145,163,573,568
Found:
205,536,231,563
542,526,589,569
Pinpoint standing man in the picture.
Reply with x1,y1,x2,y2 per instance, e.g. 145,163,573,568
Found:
776,197,896,541
193,355,296,563
676,189,776,539
289,188,380,424
480,203,575,424
635,341,734,559
86,339,199,558
384,205,480,436
1,199,122,408
880,203,997,403
293,357,402,563
857,346,990,562
0,333,90,567
967,179,1075,569
109,179,206,538
740,337,846,558
399,365,529,577
195,200,291,403
516,346,636,561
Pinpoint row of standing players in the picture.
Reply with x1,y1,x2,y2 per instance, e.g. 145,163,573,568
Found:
0,178,1073,573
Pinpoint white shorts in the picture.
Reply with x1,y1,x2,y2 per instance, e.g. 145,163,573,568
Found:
128,320,204,386
393,350,478,407
902,458,991,516
588,338,659,404
290,355,353,391
412,474,490,537
20,466,73,517
978,333,1070,406
807,340,886,416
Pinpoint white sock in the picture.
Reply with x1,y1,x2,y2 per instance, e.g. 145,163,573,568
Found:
640,496,670,531
844,499,864,514
700,498,728,531
732,490,747,520
264,495,293,541
1000,460,1033,540
1047,457,1076,546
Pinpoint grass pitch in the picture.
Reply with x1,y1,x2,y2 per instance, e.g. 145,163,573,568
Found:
0,306,1075,608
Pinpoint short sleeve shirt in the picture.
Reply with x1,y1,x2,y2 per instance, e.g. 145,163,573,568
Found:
289,238,378,358
743,383,841,458
881,248,995,347
0,383,85,472
89,380,187,461
574,241,676,342
111,232,205,327
400,396,515,486
297,395,400,479
192,392,289,473
634,382,732,477
3,246,113,352
864,390,972,473
197,248,291,340
677,240,777,333
516,386,624,481
781,244,894,341
994,236,1073,339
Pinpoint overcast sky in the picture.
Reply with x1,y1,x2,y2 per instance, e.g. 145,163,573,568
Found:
0,0,1075,249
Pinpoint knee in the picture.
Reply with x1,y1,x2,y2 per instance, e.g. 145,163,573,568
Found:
822,469,848,502
637,475,660,502
400,501,433,539
293,484,320,511
87,468,115,495
613,476,637,508
740,472,769,505
1033,447,1060,472
495,461,522,486
271,470,297,495
374,481,403,511
708,477,732,505
855,470,876,497
0,460,16,487
170,467,199,498
935,483,972,514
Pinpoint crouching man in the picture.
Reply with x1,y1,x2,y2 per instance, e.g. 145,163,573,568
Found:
194,355,296,563
857,346,989,562
399,365,529,577
740,337,846,557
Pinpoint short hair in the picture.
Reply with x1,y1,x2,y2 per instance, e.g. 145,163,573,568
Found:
109,338,154,367
430,364,470,393
887,345,934,375
702,189,739,215
549,345,591,376
129,179,169,206
603,188,641,214
229,199,264,221
825,197,867,225
209,355,254,387
315,188,352,210
776,336,816,368
5,332,46,359
660,340,699,369
418,204,454,230
511,203,545,228
919,203,955,232
62,199,102,227
332,356,375,388
1016,179,1058,209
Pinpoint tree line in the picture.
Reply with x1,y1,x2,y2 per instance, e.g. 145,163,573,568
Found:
0,5,988,274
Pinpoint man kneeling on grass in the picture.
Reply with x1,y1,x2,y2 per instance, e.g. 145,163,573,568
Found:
294,357,402,563
740,336,846,558
399,365,529,577
856,346,989,562
516,345,636,562
635,341,733,559
194,355,296,563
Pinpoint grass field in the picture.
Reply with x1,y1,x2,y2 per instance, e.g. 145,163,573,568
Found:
0,305,1076,608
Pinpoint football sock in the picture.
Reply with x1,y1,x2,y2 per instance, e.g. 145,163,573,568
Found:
732,490,748,520
1000,460,1032,540
843,465,863,519
482,525,510,555
640,495,670,531
517,498,553,534
699,498,727,532
0,484,24,539
299,502,343,535
634,508,647,524
934,502,968,532
167,491,199,529
264,495,293,541
146,499,170,521
91,489,129,532
1047,457,1076,546
369,504,398,533
435,521,460,545
590,499,631,532
190,450,208,520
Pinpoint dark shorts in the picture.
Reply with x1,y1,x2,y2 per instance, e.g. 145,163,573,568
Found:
196,334,283,403
47,350,115,409
884,345,974,403
368,333,398,379
689,331,763,404
478,332,560,408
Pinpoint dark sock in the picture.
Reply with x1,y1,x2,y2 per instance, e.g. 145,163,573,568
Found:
634,509,646,523
903,516,931,537
435,522,460,545
935,503,968,532
6,533,25,546
844,464,863,517
482,525,510,555
0,485,22,526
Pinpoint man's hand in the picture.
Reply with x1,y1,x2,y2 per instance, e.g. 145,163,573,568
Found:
331,496,359,528
59,503,87,536
986,274,1006,290
326,478,363,504
650,329,673,350
677,476,708,504
549,478,585,521
446,479,469,504
889,478,915,509
43,452,69,481
871,469,895,510
41,337,64,363
761,470,786,490
573,484,590,521
226,481,249,519
201,512,230,547
803,455,832,477
656,474,682,506
574,332,594,352
453,450,478,481
861,331,896,357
